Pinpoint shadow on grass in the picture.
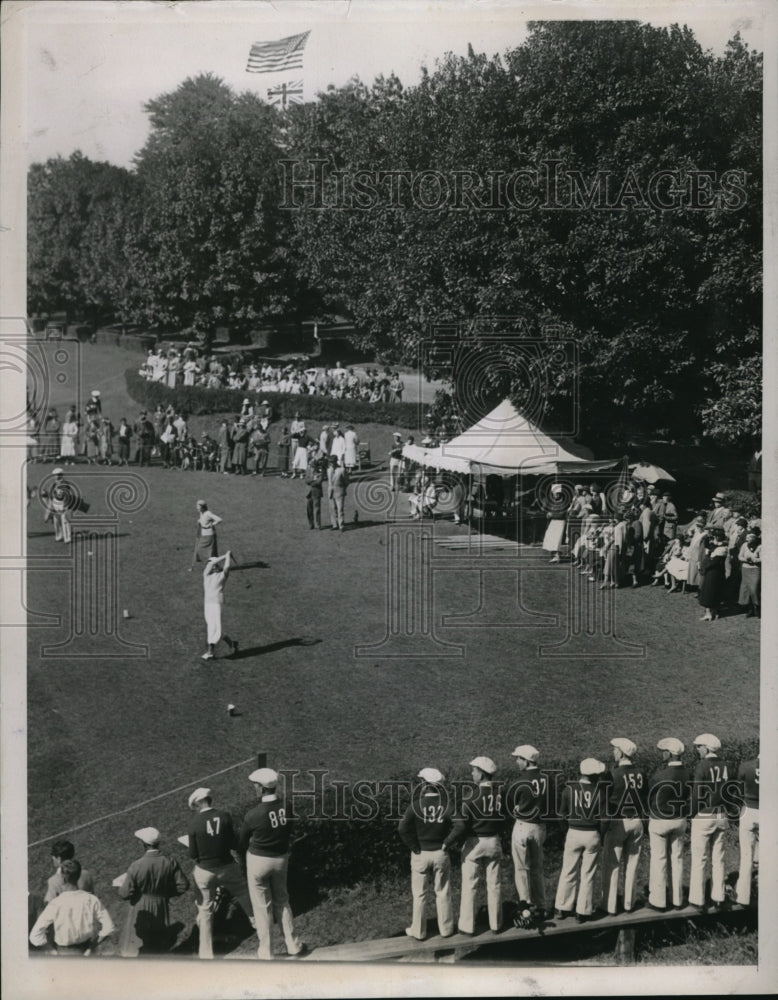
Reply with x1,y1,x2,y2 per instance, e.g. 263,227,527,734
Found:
231,637,322,660
231,560,269,571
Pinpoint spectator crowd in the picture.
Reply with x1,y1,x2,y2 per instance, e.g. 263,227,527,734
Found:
137,347,407,403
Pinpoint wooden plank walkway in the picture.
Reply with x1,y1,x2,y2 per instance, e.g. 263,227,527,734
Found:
298,903,749,963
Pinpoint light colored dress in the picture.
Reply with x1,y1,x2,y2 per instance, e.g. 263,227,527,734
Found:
60,420,79,458
344,429,359,468
685,529,705,587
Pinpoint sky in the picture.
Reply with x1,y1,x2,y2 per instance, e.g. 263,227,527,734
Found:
11,0,769,170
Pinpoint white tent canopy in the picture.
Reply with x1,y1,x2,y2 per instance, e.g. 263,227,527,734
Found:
404,399,618,477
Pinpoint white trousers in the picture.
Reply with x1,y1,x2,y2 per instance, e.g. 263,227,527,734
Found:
408,849,454,938
689,813,729,906
554,828,600,915
511,821,546,907
53,510,71,543
647,818,686,908
204,601,222,644
736,805,759,905
246,853,302,959
458,836,503,933
193,861,254,959
602,818,644,912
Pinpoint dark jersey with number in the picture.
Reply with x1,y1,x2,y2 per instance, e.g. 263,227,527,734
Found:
690,755,734,815
445,782,505,847
559,778,608,830
607,763,647,819
647,763,692,820
506,769,548,823
399,788,452,851
188,807,240,872
738,757,759,807
238,796,294,858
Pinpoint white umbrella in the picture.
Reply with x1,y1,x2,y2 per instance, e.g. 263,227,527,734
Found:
629,462,676,484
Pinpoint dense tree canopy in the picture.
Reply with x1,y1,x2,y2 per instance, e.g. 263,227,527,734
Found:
27,22,762,446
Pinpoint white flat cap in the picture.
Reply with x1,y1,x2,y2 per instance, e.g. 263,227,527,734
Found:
249,767,278,787
417,767,444,784
52,467,65,476
91,390,101,397
657,737,685,755
580,758,606,776
470,756,497,775
512,745,539,763
694,733,722,751
188,787,212,808
610,737,637,757
243,398,250,404
135,827,160,846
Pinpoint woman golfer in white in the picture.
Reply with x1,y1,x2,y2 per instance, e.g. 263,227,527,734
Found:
202,552,238,660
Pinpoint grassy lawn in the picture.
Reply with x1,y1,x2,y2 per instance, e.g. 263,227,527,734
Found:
24,342,759,964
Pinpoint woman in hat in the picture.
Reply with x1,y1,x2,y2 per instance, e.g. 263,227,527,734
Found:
290,413,308,479
698,529,728,621
738,528,761,618
183,354,198,387
116,828,189,957
191,500,222,568
167,351,180,389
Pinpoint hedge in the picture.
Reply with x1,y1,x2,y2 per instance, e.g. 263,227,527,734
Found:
226,737,759,900
125,369,422,428
721,489,762,520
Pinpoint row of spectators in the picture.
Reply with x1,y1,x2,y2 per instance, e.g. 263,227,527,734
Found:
544,482,762,620
137,348,407,403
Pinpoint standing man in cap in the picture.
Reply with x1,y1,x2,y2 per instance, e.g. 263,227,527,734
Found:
187,787,255,959
706,492,732,530
647,738,691,911
443,755,505,935
688,734,732,912
389,432,404,491
554,758,608,923
238,768,306,959
201,552,238,661
735,751,759,906
602,737,646,915
116,827,189,957
30,860,114,955
44,840,95,902
134,410,155,467
507,745,548,913
398,767,454,940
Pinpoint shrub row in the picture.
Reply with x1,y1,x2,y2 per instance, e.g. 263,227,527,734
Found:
720,489,762,519
125,369,422,428
227,737,759,897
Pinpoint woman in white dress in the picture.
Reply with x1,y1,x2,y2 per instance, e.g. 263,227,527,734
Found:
167,353,180,388
183,357,198,386
60,416,79,464
290,415,307,479
343,425,359,472
684,518,707,590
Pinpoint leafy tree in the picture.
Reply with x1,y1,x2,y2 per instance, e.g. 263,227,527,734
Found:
129,73,296,347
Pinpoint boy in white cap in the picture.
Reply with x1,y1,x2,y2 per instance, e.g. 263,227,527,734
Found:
238,768,306,959
201,552,238,660
398,767,454,940
735,751,759,906
507,745,547,912
187,787,255,959
602,737,646,914
647,738,691,911
554,759,608,923
688,733,732,911
443,756,505,934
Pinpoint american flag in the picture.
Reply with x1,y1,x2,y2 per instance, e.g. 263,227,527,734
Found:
267,81,303,109
246,31,310,74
